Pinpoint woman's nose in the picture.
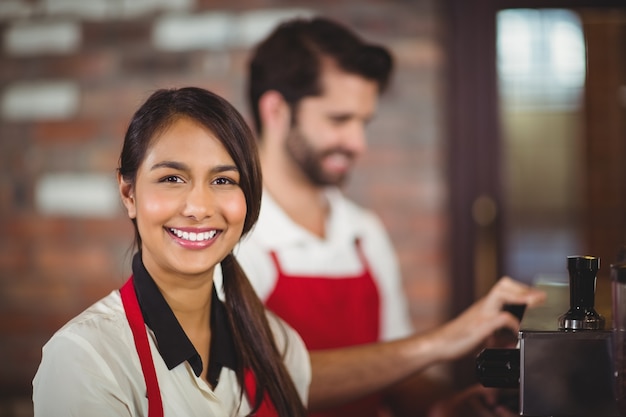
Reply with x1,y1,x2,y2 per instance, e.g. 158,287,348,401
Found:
182,185,214,220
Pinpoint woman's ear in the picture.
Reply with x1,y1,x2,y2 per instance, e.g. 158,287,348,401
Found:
117,172,137,219
258,90,291,142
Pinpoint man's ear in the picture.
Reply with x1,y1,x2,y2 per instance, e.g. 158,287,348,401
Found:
118,172,137,219
258,90,291,142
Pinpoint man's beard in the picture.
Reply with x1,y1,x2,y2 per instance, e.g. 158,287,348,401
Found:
285,127,355,187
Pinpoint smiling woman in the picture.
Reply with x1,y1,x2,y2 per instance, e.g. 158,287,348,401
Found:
119,116,248,279
32,87,310,417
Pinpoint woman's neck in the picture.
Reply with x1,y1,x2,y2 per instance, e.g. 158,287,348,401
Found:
149,267,214,383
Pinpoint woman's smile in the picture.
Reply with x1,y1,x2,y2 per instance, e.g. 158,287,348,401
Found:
166,226,221,248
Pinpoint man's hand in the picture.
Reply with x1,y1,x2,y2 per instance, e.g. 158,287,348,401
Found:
428,276,545,362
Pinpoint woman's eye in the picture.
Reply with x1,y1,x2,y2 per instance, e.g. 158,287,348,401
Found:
213,177,236,186
161,175,182,183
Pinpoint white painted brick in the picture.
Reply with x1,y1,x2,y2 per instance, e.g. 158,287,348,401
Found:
152,12,234,51
4,20,80,55
153,8,316,52
1,81,80,121
0,1,33,21
235,8,315,48
39,0,193,20
121,0,193,19
43,0,111,20
35,173,121,218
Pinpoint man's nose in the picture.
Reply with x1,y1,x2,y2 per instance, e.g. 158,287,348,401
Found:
344,122,368,155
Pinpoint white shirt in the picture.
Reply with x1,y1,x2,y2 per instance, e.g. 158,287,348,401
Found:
235,188,413,341
33,286,310,417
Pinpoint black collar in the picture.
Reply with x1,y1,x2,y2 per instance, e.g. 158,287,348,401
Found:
132,252,238,387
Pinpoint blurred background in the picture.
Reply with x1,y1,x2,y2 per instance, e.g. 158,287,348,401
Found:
0,0,624,416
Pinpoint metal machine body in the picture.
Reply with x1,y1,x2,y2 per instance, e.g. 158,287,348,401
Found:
477,256,622,417
518,283,618,416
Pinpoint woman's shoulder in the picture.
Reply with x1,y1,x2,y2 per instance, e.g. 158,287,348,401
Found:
264,310,311,404
265,310,300,349
33,290,144,416
45,290,129,351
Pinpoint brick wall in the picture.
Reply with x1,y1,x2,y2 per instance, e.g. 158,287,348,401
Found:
0,0,449,413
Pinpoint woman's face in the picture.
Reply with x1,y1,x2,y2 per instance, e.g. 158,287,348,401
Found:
119,116,247,282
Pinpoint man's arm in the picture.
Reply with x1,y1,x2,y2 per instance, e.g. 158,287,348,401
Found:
308,329,442,411
307,276,545,411
382,370,453,417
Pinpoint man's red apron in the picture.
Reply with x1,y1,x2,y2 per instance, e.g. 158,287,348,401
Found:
265,240,382,417
120,277,277,417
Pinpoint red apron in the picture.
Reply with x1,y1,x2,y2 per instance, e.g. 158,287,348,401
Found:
265,240,382,417
120,277,277,417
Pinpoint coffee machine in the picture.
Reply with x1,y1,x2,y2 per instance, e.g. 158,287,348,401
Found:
477,255,626,417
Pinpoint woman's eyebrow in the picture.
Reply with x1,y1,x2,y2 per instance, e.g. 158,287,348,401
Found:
213,164,239,173
150,161,239,174
150,160,188,171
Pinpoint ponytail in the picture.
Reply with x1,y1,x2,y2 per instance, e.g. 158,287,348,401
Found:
221,254,307,417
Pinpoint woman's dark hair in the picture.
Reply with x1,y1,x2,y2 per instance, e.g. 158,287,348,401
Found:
118,87,306,417
247,16,393,135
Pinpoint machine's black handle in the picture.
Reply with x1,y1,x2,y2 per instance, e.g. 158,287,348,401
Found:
503,303,526,321
475,348,520,388
558,256,605,330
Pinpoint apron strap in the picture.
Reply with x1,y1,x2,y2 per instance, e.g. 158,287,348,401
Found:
120,277,164,417
121,276,279,417
244,369,279,417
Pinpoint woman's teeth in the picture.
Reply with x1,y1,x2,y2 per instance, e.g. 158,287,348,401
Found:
169,228,217,242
